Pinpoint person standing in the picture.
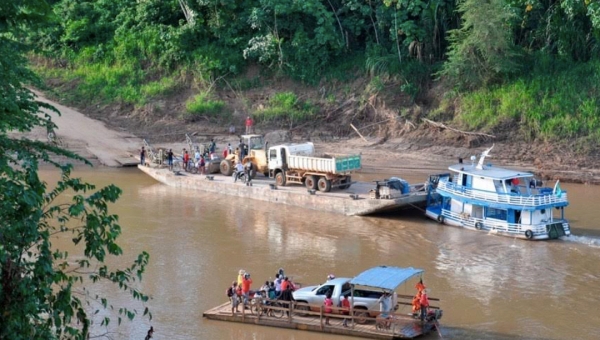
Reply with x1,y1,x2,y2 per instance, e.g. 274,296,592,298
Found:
167,149,174,170
245,116,254,134
199,155,206,175
209,138,216,156
277,285,295,317
227,143,233,154
324,292,333,326
241,273,253,307
341,294,351,327
245,161,254,186
140,146,146,166
183,150,190,171
228,281,240,314
238,139,246,160
274,274,283,294
420,289,430,322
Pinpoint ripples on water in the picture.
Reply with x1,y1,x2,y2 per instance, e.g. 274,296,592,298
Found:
40,168,600,340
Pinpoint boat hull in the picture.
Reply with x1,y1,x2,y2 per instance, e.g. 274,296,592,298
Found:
425,208,570,240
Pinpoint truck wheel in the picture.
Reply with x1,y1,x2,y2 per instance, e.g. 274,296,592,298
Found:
220,159,233,176
353,308,369,324
294,301,310,316
305,175,318,190
317,177,332,192
339,176,352,190
275,172,287,186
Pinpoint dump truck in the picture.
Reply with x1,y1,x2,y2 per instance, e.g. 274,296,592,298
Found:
268,142,361,192
219,134,268,178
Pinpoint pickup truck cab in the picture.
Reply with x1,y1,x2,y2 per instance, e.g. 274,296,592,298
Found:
292,277,397,321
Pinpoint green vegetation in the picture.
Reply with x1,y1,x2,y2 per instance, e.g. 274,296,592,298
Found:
254,92,316,127
25,0,600,147
185,92,226,120
1,1,150,338
456,58,600,141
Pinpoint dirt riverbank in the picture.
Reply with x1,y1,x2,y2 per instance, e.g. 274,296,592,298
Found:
19,92,600,184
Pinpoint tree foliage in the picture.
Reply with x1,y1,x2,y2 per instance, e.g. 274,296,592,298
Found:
0,1,150,338
441,0,522,89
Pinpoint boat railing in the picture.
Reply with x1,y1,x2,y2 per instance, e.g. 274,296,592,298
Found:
437,181,568,207
442,210,566,234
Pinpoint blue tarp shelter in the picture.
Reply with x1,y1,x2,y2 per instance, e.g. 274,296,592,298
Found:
350,266,423,291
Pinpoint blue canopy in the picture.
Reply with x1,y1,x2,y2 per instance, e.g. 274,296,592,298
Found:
349,266,423,291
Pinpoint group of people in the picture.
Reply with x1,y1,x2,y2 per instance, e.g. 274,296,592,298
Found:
411,279,430,322
226,268,296,315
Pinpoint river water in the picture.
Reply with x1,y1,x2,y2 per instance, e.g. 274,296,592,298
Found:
42,167,600,340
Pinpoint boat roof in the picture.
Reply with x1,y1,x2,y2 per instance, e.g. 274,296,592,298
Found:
349,266,423,291
449,163,534,180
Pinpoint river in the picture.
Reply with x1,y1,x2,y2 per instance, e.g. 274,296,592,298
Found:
41,167,600,340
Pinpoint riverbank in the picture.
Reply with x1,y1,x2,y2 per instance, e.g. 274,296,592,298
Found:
19,91,600,184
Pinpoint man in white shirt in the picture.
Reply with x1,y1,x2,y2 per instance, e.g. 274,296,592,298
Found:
234,162,245,183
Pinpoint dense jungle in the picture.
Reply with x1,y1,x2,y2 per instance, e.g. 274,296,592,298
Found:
26,0,600,178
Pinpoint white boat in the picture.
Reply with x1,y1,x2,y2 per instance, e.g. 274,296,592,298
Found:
425,145,570,240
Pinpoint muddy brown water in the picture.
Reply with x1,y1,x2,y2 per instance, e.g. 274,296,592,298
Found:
41,167,600,340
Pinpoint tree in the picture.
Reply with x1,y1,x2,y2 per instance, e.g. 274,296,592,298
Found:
0,1,150,338
440,0,522,89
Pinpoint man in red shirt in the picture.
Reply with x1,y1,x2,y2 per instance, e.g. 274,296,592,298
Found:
245,116,254,134
242,273,253,306
183,150,190,171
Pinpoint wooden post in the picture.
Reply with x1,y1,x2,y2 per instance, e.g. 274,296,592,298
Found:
319,305,324,330
288,301,293,323
350,285,355,329
350,123,368,142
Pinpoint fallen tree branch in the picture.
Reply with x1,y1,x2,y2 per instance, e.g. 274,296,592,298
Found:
350,123,368,142
422,118,496,138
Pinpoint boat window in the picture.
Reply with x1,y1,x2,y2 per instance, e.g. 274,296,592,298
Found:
486,207,507,220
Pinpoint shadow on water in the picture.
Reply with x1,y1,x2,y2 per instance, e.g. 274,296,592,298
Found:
438,327,555,340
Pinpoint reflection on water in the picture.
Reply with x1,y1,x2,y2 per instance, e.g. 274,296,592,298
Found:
39,167,600,340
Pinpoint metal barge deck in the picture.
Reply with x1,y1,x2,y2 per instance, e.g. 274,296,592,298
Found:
137,165,428,216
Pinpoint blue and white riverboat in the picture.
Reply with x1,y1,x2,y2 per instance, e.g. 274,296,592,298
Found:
425,145,570,240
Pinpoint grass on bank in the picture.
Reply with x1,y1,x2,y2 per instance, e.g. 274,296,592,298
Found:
253,91,316,126
452,58,600,142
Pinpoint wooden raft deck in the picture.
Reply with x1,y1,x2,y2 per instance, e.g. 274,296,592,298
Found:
203,302,436,339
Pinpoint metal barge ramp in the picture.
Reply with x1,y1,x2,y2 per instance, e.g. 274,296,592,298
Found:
203,302,436,339
137,166,428,216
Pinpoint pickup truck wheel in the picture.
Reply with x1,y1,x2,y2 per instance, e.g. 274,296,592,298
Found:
353,308,369,324
294,301,310,316
275,172,286,186
305,175,318,190
317,177,332,192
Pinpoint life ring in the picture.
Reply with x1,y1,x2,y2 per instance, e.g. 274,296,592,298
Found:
437,215,445,223
525,230,534,240
475,222,483,230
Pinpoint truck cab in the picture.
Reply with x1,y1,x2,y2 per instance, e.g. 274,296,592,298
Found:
268,143,315,172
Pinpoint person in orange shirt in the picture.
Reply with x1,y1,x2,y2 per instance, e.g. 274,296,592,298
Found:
412,290,422,315
280,276,290,292
341,294,351,327
183,150,190,171
241,273,253,306
412,279,425,316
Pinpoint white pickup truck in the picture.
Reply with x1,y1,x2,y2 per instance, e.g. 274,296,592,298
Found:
292,277,397,321
267,142,361,192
